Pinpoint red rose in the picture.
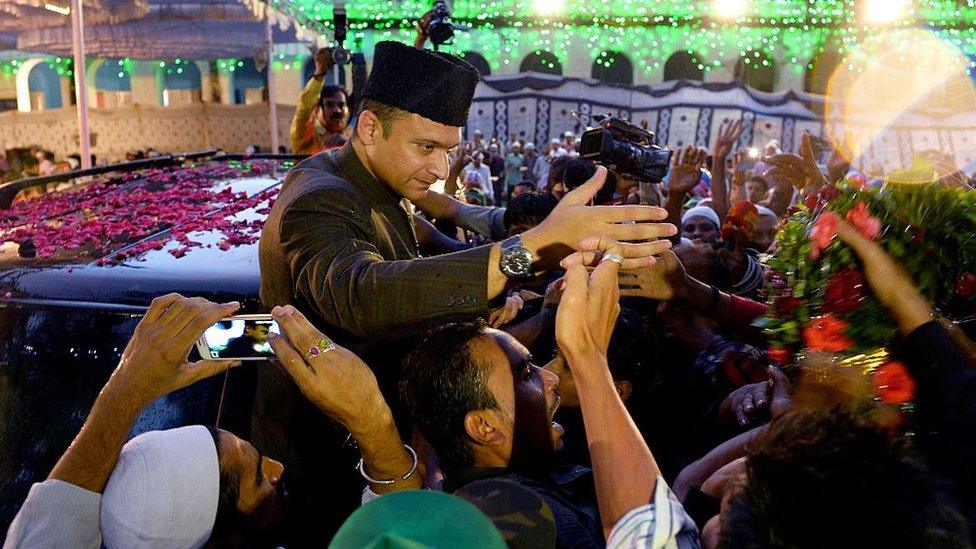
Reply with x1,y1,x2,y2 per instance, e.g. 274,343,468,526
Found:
774,295,803,314
956,273,976,298
767,347,793,365
872,361,916,404
822,268,865,315
802,314,854,352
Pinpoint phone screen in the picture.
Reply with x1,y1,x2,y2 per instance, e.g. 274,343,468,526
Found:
202,318,280,359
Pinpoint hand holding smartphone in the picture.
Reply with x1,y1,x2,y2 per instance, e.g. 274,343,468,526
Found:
196,314,280,361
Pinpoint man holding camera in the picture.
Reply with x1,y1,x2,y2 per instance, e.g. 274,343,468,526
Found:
290,47,351,155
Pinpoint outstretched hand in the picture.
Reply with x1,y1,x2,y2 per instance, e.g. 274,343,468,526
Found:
713,119,744,161
668,145,707,196
556,238,624,359
523,166,677,270
269,305,388,433
110,294,240,405
763,132,827,189
617,249,687,301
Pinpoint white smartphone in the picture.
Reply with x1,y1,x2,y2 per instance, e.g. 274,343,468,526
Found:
195,314,280,361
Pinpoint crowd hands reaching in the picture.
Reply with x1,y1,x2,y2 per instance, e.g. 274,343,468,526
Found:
9,122,976,549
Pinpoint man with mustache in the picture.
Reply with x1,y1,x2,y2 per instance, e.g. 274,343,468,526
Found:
290,47,351,155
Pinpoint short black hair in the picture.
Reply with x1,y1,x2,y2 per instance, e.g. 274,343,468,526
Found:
319,84,350,107
355,98,404,138
207,427,244,544
562,158,617,204
547,156,571,188
400,321,500,469
503,192,558,234
719,408,971,547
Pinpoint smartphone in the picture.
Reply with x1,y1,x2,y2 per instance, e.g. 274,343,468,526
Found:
196,314,280,361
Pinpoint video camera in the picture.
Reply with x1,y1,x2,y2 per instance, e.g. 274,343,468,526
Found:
426,0,469,50
579,115,672,184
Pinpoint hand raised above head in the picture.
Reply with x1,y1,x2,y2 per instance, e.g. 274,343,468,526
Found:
556,237,624,360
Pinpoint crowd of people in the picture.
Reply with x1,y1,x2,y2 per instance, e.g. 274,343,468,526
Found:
6,29,976,549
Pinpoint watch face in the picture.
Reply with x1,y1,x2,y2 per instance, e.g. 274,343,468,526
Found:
503,247,534,277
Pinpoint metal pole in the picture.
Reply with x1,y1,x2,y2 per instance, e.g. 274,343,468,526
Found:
70,0,92,169
265,3,279,154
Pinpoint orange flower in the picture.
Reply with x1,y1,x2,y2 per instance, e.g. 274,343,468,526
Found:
802,314,853,352
872,361,916,404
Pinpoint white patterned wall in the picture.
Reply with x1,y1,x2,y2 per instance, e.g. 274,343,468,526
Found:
0,103,296,162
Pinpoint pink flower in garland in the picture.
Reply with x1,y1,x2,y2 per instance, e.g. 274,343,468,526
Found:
809,210,839,259
845,202,881,240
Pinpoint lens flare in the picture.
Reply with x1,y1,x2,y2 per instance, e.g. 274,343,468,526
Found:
823,29,976,180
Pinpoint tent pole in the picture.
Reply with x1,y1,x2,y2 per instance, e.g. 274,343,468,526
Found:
71,0,92,168
265,2,279,154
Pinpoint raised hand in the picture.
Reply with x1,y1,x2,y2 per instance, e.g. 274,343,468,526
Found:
617,249,687,301
668,145,707,196
713,119,744,161
313,47,334,77
557,238,625,357
763,131,827,189
522,166,678,270
111,294,241,405
269,304,387,432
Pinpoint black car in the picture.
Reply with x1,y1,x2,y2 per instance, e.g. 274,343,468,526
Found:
0,153,299,531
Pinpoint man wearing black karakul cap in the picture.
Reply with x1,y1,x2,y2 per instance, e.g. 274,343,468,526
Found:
255,40,675,543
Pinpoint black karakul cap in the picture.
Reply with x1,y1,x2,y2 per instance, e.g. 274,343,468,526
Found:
362,41,480,127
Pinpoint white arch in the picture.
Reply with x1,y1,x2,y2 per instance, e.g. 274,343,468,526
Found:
15,58,47,112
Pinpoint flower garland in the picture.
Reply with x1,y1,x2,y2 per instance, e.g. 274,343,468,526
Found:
0,161,285,265
763,180,976,405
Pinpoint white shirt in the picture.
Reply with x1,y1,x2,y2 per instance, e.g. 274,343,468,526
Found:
5,479,102,549
463,164,494,203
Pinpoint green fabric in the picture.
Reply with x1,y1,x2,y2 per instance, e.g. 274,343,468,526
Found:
330,490,506,549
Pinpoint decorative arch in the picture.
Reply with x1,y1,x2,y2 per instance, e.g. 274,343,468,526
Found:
25,61,63,110
663,51,705,82
735,51,777,92
460,51,491,77
94,58,131,91
804,46,842,96
231,58,266,104
591,51,633,85
520,50,562,75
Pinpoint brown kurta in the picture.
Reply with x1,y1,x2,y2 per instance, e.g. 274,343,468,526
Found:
253,143,492,542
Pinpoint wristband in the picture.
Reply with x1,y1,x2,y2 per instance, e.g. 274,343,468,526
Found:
358,444,419,485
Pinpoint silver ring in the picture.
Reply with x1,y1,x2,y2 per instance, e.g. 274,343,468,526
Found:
601,253,624,265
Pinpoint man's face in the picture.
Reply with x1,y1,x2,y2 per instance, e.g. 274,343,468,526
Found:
318,90,349,132
511,184,532,199
364,112,461,202
682,216,719,244
752,215,778,253
245,324,270,344
475,330,563,463
746,180,767,203
214,430,286,536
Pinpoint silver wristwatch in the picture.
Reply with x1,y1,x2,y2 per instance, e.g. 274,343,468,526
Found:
499,235,534,279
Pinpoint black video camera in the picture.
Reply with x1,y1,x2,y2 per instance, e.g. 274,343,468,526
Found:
579,115,672,183
426,0,469,49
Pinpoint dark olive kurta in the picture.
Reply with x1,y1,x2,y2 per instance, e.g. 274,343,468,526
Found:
259,141,491,345
253,143,491,543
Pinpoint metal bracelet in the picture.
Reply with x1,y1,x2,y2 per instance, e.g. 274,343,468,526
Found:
357,444,419,486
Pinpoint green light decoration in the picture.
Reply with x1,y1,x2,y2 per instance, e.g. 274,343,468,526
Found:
268,0,976,78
